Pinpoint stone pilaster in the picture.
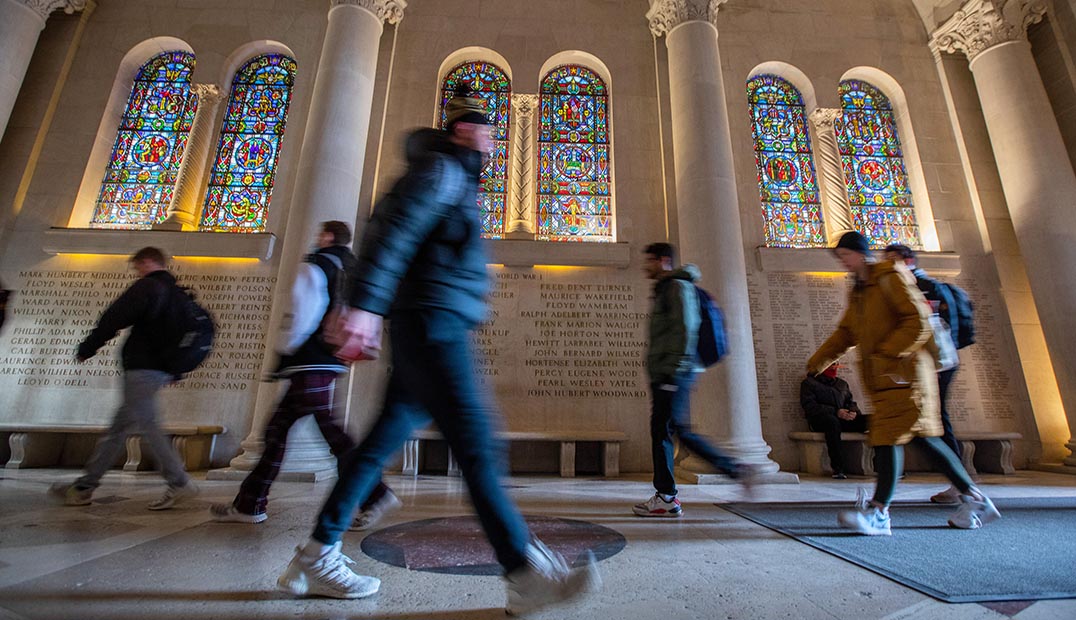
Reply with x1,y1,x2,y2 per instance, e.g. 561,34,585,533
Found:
156,84,223,231
506,93,538,238
807,108,854,241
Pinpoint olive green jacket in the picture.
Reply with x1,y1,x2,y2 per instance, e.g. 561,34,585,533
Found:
647,264,702,385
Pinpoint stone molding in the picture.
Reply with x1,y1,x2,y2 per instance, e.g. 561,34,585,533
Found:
930,0,1047,61
808,107,841,129
330,0,406,25
191,83,223,104
646,0,728,37
14,0,86,21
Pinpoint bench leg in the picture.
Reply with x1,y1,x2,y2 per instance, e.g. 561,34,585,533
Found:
7,432,65,469
602,442,620,478
124,436,144,472
960,440,978,477
402,439,419,477
559,441,576,478
447,449,461,477
974,440,1015,475
799,442,827,476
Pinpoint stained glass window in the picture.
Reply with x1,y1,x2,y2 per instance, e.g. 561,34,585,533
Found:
537,65,612,242
747,75,824,248
439,61,511,238
92,51,197,229
201,54,297,232
836,80,919,247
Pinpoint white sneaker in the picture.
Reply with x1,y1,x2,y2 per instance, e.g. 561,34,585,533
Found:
349,489,402,531
277,542,380,599
210,503,267,524
948,489,1001,530
838,505,892,536
930,486,961,504
48,482,93,506
737,463,764,501
505,539,601,617
148,481,199,511
631,493,683,517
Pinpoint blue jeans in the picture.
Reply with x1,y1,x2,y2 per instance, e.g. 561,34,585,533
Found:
311,310,530,574
650,371,740,496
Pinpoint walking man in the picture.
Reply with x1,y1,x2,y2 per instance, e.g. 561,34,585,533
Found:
211,221,399,525
883,244,964,504
633,242,756,518
49,247,198,510
274,90,598,615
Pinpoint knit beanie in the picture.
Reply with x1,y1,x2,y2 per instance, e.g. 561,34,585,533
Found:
444,88,489,129
834,231,871,255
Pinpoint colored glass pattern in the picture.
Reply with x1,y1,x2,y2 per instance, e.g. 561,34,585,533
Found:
201,54,297,232
747,75,825,248
92,51,197,229
537,65,612,242
836,80,920,247
439,61,511,238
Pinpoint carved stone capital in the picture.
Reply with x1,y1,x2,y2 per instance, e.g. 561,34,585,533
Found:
646,0,728,37
331,0,406,25
191,83,223,104
15,0,87,21
808,108,842,130
930,0,1047,61
512,93,539,118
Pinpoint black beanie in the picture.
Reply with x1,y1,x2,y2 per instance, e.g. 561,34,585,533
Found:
834,231,871,255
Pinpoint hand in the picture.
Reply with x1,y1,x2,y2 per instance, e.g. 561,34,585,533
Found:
837,408,855,421
342,309,383,355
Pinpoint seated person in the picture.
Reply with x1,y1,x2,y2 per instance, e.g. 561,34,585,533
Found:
800,364,866,479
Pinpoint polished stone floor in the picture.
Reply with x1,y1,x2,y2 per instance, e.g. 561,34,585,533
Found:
1,468,1075,620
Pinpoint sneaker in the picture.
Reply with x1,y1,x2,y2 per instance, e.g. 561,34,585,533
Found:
48,482,93,506
210,503,267,524
148,481,199,511
838,505,892,536
277,542,380,599
947,489,1001,530
832,472,848,480
737,463,763,501
853,487,870,511
930,486,961,504
505,539,601,616
632,493,682,518
349,489,402,531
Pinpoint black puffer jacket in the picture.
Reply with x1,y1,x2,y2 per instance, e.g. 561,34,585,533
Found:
348,128,490,326
78,270,175,374
800,373,861,420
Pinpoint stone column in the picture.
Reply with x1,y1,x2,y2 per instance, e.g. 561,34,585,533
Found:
0,0,86,145
210,0,406,482
647,0,789,481
506,93,538,238
933,0,1076,467
156,83,223,231
807,108,855,240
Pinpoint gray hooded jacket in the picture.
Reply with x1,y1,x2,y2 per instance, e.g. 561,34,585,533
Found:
647,264,702,384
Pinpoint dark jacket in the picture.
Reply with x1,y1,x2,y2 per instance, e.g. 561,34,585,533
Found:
912,267,959,347
800,374,860,421
275,244,357,377
647,264,702,385
348,128,489,325
78,270,175,374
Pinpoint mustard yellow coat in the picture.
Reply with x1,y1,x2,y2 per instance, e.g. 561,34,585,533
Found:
807,261,942,447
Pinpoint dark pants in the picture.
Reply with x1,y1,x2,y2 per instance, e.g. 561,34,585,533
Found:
234,371,389,515
650,371,740,497
806,413,867,474
311,310,530,574
937,367,961,459
873,437,974,507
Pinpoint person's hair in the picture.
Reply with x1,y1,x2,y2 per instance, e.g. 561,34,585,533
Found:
130,247,167,265
644,242,676,264
884,244,916,262
321,220,352,246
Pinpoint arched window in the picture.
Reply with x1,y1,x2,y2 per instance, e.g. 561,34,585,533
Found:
439,61,511,238
537,65,611,242
746,74,824,248
836,79,919,247
91,51,197,229
201,54,297,232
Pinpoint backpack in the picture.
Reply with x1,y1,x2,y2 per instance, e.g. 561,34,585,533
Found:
159,284,215,375
939,282,975,349
694,285,728,367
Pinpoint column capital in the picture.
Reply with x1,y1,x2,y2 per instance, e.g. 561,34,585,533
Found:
330,0,406,25
646,0,728,37
14,0,87,22
191,83,223,104
511,93,539,116
808,107,842,130
930,0,1047,62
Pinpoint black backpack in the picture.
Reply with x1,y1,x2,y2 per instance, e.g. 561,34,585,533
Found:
939,282,975,349
694,285,728,367
159,284,215,375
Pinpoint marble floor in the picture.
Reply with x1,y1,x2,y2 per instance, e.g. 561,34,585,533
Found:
1,468,1075,620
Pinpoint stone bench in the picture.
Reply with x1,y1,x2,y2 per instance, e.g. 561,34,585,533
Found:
403,429,627,478
0,424,226,472
789,431,1022,476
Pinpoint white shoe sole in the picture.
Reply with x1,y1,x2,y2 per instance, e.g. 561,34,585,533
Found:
631,507,683,518
506,551,601,616
148,484,200,511
276,563,380,599
837,512,892,536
